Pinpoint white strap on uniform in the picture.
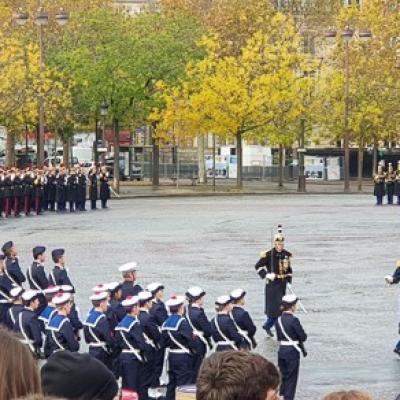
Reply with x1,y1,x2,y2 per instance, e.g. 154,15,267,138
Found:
88,326,107,350
28,265,42,291
51,329,66,351
50,270,57,285
4,267,19,287
18,312,35,353
186,307,209,348
120,331,143,362
214,315,238,351
0,287,12,303
167,331,190,354
277,317,301,354
143,332,156,349
230,312,253,349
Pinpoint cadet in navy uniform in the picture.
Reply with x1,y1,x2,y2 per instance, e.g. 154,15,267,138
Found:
27,246,49,291
4,286,25,330
39,285,59,356
162,295,197,400
138,290,162,400
255,227,293,337
2,241,26,287
49,249,74,289
230,288,257,350
147,282,168,389
14,290,43,358
385,261,400,357
106,282,126,330
0,254,13,324
45,292,80,357
211,295,246,352
84,291,115,369
119,262,143,300
185,286,213,382
276,294,307,400
115,295,152,396
60,284,83,337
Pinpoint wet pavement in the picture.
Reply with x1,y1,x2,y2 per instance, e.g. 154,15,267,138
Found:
1,195,399,399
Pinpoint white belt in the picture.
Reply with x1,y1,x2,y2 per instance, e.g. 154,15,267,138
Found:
169,349,190,354
280,341,299,346
216,341,235,347
122,348,143,362
0,300,10,304
89,342,107,348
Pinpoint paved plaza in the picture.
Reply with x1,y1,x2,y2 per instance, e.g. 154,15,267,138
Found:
1,194,399,399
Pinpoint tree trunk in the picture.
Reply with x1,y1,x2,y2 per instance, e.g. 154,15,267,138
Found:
152,124,159,187
63,138,70,169
357,141,364,192
113,118,120,194
236,131,243,188
197,134,207,184
372,137,378,177
5,131,15,168
278,144,284,187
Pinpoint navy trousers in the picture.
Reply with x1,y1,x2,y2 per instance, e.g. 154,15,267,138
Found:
166,353,193,400
89,347,112,370
192,341,207,383
278,357,300,400
119,354,142,393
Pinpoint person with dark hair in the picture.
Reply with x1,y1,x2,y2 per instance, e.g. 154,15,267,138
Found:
196,351,280,400
13,169,24,217
4,286,25,330
84,291,115,369
119,262,143,300
48,249,74,289
106,281,125,330
41,350,118,400
276,294,307,400
230,288,257,350
185,286,213,382
2,241,26,287
115,295,152,397
14,290,43,358
322,391,373,400
162,295,197,400
0,253,14,324
211,295,246,352
33,170,45,215
66,168,78,213
0,327,43,399
46,167,57,212
27,246,49,291
88,165,98,210
55,168,67,212
23,169,35,216
99,166,111,209
76,167,87,211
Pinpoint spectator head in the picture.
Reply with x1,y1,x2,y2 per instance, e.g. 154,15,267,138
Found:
41,351,118,400
322,391,374,400
0,328,42,399
196,351,280,400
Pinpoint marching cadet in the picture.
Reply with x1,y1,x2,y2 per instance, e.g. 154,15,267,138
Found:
162,295,197,400
99,166,111,209
115,295,152,396
13,169,23,217
255,226,293,337
386,163,396,205
4,286,25,330
373,165,386,205
138,290,162,400
106,282,126,329
27,246,49,291
211,295,246,352
119,262,143,300
60,284,83,337
56,168,67,212
276,294,307,400
384,261,400,357
49,248,74,289
230,288,257,350
14,290,43,359
2,241,26,287
67,168,78,212
84,291,115,369
147,282,168,389
88,165,98,210
39,286,59,336
0,254,13,324
45,292,80,357
23,169,34,216
185,286,213,382
77,167,87,211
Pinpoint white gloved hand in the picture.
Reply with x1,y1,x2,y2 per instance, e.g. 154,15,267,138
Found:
385,275,394,284
266,273,276,282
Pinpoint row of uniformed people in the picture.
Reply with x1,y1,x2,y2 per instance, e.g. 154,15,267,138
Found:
373,162,400,205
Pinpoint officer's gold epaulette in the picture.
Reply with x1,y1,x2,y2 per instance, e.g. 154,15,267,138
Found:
259,250,269,258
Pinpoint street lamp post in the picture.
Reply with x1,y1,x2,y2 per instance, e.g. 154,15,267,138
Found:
15,6,69,168
325,27,372,193
297,117,306,193
100,100,109,165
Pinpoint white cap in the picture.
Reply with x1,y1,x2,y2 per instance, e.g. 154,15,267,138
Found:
22,290,39,302
186,286,205,299
165,295,185,308
92,283,108,293
10,287,24,298
90,291,109,301
60,285,74,293
215,295,231,307
230,288,246,301
146,282,164,294
119,262,138,273
121,295,139,307
53,292,72,306
138,291,153,303
106,282,121,292
282,294,298,305
44,285,60,295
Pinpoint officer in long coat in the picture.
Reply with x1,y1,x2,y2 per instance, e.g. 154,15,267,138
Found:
13,170,23,217
374,165,386,205
33,171,45,215
386,163,396,205
395,161,400,205
88,166,98,210
23,169,34,216
76,167,87,211
99,166,111,209
47,168,57,212
56,169,67,212
0,169,5,216
255,230,292,337
67,169,78,212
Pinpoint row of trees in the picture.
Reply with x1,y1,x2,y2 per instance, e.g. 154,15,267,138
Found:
0,0,399,190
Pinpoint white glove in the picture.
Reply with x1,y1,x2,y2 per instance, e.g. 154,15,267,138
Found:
385,275,394,284
266,273,276,282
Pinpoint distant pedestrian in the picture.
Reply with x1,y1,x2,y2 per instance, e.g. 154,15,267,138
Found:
99,166,110,209
88,166,98,210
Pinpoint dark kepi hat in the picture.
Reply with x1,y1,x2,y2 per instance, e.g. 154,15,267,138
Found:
52,248,65,262
42,351,118,400
33,246,46,258
1,241,13,254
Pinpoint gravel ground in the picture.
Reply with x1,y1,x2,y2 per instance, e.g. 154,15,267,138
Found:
1,194,399,400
